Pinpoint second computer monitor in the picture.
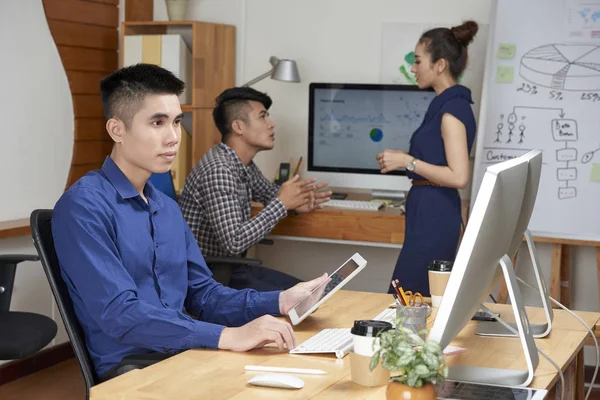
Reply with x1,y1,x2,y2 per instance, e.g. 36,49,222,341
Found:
428,154,531,349
307,83,435,193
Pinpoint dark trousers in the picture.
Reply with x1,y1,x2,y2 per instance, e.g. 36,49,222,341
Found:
99,363,142,382
229,265,301,291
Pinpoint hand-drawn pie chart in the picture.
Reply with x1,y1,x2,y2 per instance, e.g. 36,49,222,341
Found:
520,44,600,91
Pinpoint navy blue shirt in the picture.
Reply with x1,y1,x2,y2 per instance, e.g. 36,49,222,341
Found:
52,157,281,376
408,85,476,180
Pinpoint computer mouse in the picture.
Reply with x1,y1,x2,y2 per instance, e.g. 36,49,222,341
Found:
247,373,304,389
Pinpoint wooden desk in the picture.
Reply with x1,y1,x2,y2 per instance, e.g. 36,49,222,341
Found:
0,218,30,240
90,291,600,400
256,205,406,245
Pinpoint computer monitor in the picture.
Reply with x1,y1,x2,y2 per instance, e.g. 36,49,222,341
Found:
428,152,539,386
307,83,436,196
475,150,554,338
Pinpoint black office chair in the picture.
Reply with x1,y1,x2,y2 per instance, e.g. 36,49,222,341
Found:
0,254,57,361
31,209,169,398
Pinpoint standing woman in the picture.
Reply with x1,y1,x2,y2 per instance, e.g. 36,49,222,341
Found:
377,21,479,296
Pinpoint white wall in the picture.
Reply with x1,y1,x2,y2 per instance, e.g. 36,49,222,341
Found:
0,0,74,364
149,0,600,362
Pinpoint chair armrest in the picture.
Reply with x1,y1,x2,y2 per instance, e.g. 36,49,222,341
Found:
0,254,39,266
204,256,262,267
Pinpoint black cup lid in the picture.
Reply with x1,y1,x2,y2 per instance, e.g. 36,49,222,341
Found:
428,260,453,272
350,320,392,337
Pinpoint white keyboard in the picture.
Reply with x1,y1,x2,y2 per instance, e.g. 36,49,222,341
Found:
289,308,397,359
322,199,384,211
289,328,353,358
372,307,397,324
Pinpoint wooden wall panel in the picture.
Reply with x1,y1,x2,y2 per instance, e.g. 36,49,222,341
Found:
57,46,117,72
73,95,105,118
43,0,118,27
74,119,109,141
72,141,114,165
43,0,118,188
48,20,118,50
68,162,104,184
67,71,107,94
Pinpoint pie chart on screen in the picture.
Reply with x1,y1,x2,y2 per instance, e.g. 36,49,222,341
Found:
520,44,600,91
369,128,383,142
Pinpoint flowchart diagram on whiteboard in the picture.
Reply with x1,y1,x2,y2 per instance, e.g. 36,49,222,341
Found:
472,0,600,241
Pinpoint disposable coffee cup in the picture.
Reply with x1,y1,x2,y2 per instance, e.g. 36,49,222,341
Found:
351,319,392,356
428,260,453,308
349,320,392,387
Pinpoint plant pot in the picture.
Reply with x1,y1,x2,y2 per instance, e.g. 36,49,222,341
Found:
165,0,189,21
386,381,437,400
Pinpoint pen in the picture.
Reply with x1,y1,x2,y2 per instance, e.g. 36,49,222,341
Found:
390,280,404,305
244,365,327,375
292,156,303,177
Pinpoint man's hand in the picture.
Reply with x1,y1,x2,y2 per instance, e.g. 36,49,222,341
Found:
295,181,332,213
279,273,331,315
376,149,412,174
218,315,296,351
277,175,317,210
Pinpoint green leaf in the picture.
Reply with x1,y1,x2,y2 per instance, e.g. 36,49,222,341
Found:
396,352,417,367
421,352,440,370
407,372,419,387
414,364,430,377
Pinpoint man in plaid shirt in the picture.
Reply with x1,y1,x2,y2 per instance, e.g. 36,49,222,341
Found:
179,87,331,291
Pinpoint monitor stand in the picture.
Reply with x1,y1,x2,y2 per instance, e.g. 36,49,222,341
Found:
447,254,539,387
371,189,406,201
475,230,553,338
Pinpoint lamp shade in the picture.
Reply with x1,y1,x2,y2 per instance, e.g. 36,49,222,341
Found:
243,56,301,87
271,59,301,83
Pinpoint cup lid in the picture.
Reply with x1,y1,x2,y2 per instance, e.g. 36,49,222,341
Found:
350,320,392,337
428,260,453,272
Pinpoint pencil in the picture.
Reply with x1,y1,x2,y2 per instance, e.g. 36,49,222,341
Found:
292,156,303,177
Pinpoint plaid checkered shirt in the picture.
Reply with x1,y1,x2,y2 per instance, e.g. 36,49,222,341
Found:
178,143,287,257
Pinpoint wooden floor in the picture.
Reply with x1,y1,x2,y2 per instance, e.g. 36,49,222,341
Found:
0,359,85,400
1,357,600,399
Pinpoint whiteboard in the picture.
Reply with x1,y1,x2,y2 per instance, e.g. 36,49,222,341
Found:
472,0,600,242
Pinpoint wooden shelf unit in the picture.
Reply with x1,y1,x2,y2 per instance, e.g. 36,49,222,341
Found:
120,20,236,175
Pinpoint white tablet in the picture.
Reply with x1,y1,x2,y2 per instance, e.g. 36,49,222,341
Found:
288,252,367,325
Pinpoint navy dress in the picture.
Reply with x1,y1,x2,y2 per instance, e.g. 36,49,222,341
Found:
389,85,476,296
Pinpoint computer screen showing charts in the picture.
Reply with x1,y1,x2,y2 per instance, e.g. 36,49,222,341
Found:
307,83,435,192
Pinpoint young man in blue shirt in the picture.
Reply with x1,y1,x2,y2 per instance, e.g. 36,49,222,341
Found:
52,64,329,381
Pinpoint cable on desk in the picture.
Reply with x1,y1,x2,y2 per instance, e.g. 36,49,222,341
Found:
516,276,599,400
479,303,565,400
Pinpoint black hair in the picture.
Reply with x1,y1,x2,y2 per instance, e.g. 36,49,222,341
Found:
212,87,273,141
419,20,479,80
100,63,185,126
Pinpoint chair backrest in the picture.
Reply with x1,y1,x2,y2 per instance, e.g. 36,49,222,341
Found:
149,171,177,200
30,209,98,396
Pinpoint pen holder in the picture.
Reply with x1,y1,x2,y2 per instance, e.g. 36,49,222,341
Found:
397,305,428,340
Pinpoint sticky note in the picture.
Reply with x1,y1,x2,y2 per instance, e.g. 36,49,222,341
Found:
497,44,517,59
591,164,600,182
495,66,514,83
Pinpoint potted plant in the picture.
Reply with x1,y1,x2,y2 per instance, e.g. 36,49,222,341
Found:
369,314,447,400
